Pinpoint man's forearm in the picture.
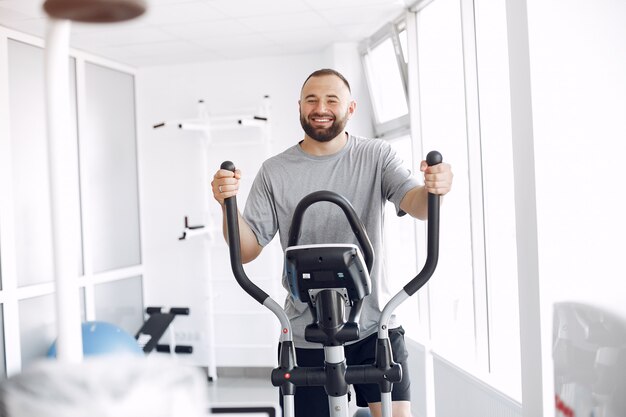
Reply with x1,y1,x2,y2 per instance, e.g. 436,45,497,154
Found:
221,206,263,263
399,186,429,220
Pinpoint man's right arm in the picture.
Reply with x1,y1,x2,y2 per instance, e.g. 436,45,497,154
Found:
212,167,263,264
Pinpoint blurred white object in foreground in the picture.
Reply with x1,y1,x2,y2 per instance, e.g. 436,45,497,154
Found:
0,356,209,417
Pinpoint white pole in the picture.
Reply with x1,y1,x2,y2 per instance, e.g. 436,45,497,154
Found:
328,395,350,417
283,394,295,417
324,346,350,417
44,18,83,363
380,392,392,417
200,137,218,381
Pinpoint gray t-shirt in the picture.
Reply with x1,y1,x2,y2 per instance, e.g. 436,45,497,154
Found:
243,133,421,348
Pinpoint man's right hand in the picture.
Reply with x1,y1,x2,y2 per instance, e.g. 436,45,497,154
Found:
212,167,262,263
211,168,241,205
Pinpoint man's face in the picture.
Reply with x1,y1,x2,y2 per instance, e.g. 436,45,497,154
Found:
299,75,355,142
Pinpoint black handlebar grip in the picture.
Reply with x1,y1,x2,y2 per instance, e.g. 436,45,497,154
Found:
426,150,443,166
221,160,236,172
219,161,270,305
403,150,442,297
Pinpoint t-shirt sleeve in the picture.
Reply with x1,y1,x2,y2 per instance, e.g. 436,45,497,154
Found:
242,164,278,247
380,142,421,216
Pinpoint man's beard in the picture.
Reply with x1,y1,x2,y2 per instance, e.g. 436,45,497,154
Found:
300,109,349,142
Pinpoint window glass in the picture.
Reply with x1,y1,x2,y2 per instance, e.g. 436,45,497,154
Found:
83,63,141,273
415,0,476,366
384,135,417,289
8,40,82,286
398,28,408,64
383,135,420,334
474,0,521,398
19,294,55,367
363,37,408,125
19,291,86,368
94,276,144,336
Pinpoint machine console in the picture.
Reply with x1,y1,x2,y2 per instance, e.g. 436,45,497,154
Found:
285,243,371,306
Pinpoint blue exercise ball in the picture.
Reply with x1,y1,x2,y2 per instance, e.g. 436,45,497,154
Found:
48,321,143,357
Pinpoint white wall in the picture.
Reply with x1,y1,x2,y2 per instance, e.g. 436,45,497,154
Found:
524,0,626,414
135,47,374,369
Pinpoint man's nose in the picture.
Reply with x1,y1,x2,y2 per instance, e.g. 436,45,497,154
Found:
313,101,327,113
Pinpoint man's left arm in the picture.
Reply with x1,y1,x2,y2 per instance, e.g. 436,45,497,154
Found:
399,161,453,220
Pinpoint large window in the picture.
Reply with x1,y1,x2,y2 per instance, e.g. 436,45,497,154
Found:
364,0,522,401
415,0,477,368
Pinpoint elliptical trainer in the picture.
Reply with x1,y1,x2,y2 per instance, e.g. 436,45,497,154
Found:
221,151,442,417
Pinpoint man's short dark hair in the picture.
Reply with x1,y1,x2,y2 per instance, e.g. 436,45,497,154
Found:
301,68,351,93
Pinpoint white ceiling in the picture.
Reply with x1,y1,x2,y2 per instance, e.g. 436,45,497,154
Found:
0,0,408,67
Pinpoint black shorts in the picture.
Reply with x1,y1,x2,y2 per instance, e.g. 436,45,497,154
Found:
279,327,411,417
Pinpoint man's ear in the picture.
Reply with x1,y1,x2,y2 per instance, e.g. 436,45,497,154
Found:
348,100,357,118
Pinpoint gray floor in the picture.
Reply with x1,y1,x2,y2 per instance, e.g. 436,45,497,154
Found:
206,368,280,416
206,368,363,416
207,375,278,406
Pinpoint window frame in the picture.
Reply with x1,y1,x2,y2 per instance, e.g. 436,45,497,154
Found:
359,20,411,139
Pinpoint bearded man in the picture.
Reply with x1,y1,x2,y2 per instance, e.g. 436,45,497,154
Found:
211,68,453,417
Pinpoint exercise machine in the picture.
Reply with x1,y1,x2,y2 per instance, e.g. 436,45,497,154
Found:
152,96,271,140
135,306,193,355
222,152,441,417
221,151,442,417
